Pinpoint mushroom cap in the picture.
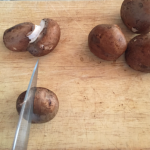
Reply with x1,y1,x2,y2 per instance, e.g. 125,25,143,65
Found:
121,0,150,34
125,34,150,72
27,18,61,57
16,87,59,123
3,22,34,52
88,24,127,61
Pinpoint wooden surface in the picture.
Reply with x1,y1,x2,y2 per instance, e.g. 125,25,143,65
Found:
0,1,150,150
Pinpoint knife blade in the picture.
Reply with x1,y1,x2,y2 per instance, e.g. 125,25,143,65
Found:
12,60,39,150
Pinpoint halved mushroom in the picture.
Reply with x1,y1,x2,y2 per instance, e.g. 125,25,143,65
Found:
3,18,60,57
27,18,61,57
3,22,33,52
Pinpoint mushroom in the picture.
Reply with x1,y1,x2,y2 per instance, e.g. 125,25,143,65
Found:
125,33,150,72
3,18,60,57
3,22,33,52
120,0,150,34
27,18,61,57
88,24,127,61
16,87,59,123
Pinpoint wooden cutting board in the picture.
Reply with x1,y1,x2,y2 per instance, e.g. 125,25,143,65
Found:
0,1,150,150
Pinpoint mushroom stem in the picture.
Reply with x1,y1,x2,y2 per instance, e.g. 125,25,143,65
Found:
132,27,138,33
27,20,45,43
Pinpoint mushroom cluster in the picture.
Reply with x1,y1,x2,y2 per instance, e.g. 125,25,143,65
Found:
3,0,150,127
3,18,60,57
88,0,150,73
121,0,150,72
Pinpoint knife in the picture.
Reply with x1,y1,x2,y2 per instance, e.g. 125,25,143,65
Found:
12,60,39,150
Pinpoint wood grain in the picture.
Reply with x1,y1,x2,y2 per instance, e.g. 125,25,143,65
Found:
0,1,150,150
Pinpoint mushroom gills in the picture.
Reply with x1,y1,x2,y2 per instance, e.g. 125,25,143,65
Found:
27,20,45,43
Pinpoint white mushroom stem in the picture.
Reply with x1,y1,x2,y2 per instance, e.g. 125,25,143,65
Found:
132,27,138,33
27,20,45,43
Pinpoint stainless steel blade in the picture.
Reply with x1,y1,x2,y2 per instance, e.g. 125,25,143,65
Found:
12,60,39,150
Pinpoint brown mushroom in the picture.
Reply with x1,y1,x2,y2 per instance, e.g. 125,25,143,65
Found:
16,87,59,123
3,22,33,52
88,24,127,61
125,33,150,72
3,18,60,56
121,0,150,34
27,18,61,57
